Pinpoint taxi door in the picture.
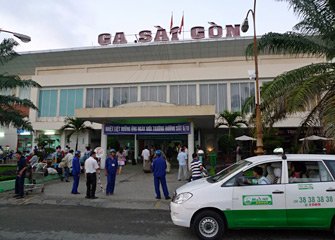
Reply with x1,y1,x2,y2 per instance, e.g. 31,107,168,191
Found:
230,161,287,228
286,160,335,228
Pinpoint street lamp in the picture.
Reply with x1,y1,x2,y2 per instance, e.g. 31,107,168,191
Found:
0,28,31,42
241,0,264,155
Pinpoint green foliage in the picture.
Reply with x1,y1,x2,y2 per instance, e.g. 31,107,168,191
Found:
0,165,16,182
59,117,94,151
35,134,54,148
218,134,236,155
216,111,248,136
107,136,120,151
0,38,40,131
262,128,285,154
246,0,335,139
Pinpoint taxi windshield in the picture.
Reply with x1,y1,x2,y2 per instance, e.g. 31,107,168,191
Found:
207,160,251,183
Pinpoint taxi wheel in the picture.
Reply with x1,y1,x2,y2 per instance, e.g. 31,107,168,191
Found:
192,210,225,240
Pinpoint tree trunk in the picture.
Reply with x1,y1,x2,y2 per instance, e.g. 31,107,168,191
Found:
75,134,79,151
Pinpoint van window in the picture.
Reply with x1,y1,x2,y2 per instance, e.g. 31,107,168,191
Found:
224,161,282,186
288,161,333,183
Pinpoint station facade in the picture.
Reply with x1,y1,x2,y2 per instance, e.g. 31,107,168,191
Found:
0,37,323,166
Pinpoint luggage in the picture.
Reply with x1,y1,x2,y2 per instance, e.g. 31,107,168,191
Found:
143,160,151,173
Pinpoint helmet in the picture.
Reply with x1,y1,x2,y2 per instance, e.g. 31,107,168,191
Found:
75,150,81,155
109,148,116,153
155,150,161,156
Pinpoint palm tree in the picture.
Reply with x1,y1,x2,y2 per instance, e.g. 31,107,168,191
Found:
246,0,335,139
59,117,94,151
0,39,40,131
216,110,248,137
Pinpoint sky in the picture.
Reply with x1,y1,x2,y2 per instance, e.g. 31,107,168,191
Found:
0,0,300,53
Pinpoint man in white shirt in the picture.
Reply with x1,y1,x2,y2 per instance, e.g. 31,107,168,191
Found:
177,147,188,181
141,146,150,168
84,151,100,199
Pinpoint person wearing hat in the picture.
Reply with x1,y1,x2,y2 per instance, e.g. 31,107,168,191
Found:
14,151,27,199
152,150,171,200
71,150,81,194
84,150,100,199
105,149,118,195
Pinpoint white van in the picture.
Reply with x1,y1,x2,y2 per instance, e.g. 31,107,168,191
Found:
170,153,335,239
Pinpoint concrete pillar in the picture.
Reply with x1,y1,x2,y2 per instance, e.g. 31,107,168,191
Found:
100,124,107,169
60,131,66,149
134,134,138,163
187,121,194,170
31,132,36,151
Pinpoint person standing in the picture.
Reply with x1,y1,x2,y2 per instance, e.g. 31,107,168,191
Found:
61,149,74,182
71,151,81,194
84,151,100,199
236,145,242,162
177,147,188,181
152,150,171,200
116,147,126,175
190,153,203,181
141,146,151,173
105,149,118,195
14,151,27,199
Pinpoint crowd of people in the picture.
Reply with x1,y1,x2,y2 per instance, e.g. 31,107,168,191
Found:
11,143,207,200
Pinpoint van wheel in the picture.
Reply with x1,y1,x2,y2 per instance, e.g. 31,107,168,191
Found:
192,210,225,240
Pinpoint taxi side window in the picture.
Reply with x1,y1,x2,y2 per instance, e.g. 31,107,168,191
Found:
224,161,282,186
324,160,335,179
288,161,333,183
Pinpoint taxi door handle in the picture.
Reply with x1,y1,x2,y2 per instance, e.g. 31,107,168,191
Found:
272,191,284,194
326,188,335,192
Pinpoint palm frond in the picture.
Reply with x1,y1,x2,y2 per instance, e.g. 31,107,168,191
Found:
0,39,19,66
262,63,335,105
246,32,332,59
276,0,335,40
0,108,33,131
0,95,39,110
0,75,41,89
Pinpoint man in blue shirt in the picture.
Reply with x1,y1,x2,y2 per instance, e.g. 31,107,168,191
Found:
71,151,81,194
14,151,27,199
152,150,171,200
105,149,118,195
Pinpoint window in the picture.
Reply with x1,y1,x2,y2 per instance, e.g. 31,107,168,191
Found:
86,88,110,108
113,87,137,106
170,84,196,105
324,160,335,179
59,89,83,116
141,86,166,102
38,90,58,117
0,88,13,96
288,161,333,183
231,82,255,112
224,161,282,187
19,87,30,99
200,83,227,113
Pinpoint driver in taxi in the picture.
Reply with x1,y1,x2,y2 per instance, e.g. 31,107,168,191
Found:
253,166,271,185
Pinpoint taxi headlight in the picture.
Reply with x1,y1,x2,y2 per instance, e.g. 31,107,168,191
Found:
172,192,193,204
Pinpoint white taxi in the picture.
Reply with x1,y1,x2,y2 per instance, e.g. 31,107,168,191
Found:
170,152,335,240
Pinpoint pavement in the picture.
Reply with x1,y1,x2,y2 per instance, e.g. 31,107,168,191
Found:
0,163,187,210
